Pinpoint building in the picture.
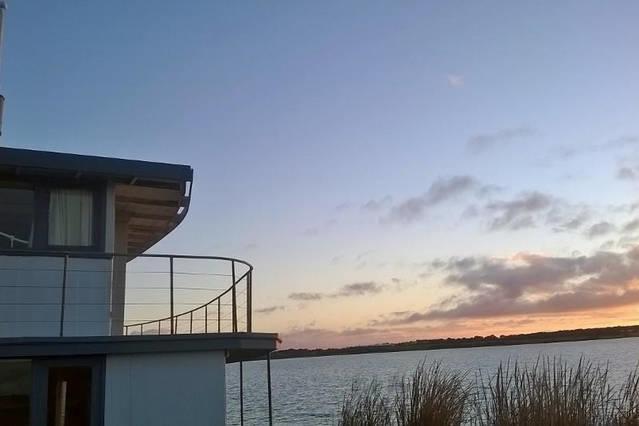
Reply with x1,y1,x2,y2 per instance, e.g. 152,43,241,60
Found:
0,146,278,425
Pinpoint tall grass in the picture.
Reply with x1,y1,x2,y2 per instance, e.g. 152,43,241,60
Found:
338,358,639,426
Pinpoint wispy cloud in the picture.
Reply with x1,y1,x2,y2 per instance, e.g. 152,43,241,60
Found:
255,305,285,314
446,74,464,88
289,292,323,301
383,176,482,224
618,166,638,181
560,135,639,160
585,221,616,239
288,281,386,302
332,282,384,297
484,191,554,231
467,126,536,154
361,196,392,212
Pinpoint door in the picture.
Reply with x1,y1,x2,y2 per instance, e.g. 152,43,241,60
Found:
31,357,104,426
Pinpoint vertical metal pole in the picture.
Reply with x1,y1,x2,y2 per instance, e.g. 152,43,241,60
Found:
140,324,143,336
0,1,7,137
189,311,193,334
125,326,128,336
231,261,237,333
59,255,68,337
158,320,161,335
205,305,208,333
240,361,244,426
170,256,174,334
267,352,273,426
246,272,252,333
217,298,221,333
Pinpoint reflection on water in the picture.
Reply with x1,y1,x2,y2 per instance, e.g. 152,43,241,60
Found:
226,337,639,425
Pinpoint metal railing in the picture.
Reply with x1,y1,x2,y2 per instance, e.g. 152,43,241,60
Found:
0,250,253,337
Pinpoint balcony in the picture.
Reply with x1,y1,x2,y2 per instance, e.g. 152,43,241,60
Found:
0,250,253,338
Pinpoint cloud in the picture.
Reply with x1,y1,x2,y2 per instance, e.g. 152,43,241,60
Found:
467,127,536,153
302,219,338,237
383,176,480,224
377,247,639,324
289,292,323,301
547,206,592,233
446,74,464,88
607,135,639,149
331,282,384,297
288,281,386,302
255,305,285,314
623,218,639,233
557,135,639,160
484,191,554,231
361,196,392,212
618,167,638,181
585,221,616,238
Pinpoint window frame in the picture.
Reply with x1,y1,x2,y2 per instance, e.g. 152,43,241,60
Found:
0,178,106,253
0,183,37,250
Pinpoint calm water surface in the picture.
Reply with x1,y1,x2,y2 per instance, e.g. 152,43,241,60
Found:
226,337,639,425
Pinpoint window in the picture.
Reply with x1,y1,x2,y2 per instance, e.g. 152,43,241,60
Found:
48,189,94,247
47,367,92,426
0,188,34,249
0,360,31,426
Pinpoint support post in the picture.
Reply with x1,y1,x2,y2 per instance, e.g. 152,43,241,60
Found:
205,305,208,333
231,260,237,332
246,272,252,333
240,361,244,426
59,255,68,337
267,351,273,426
170,256,175,334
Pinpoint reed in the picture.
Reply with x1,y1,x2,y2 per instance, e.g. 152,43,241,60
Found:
338,357,639,426
339,379,392,426
395,361,471,426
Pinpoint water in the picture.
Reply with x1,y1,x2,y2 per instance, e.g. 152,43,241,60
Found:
226,337,639,425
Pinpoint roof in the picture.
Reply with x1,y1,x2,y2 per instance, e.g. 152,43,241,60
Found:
0,146,193,255
0,146,193,183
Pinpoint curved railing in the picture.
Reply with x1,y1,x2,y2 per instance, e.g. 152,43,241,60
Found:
0,250,253,338
123,254,253,336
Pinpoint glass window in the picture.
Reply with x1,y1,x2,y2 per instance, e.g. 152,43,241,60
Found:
0,188,34,249
0,360,31,426
48,189,94,247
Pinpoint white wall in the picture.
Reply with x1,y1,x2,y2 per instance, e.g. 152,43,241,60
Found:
0,255,112,337
103,351,226,426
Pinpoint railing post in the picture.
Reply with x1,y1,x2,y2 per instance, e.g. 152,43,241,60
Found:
246,271,252,333
267,351,273,426
240,361,244,426
59,255,69,337
205,305,208,333
189,311,193,334
170,256,175,335
217,298,221,333
231,260,237,333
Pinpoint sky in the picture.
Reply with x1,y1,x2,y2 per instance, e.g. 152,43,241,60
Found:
2,1,639,349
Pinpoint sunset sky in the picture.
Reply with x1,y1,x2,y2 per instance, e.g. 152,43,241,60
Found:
3,1,639,348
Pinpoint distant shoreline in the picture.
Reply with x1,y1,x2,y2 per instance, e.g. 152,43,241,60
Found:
272,325,639,360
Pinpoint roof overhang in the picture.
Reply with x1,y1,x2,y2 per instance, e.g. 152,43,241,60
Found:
0,147,194,255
